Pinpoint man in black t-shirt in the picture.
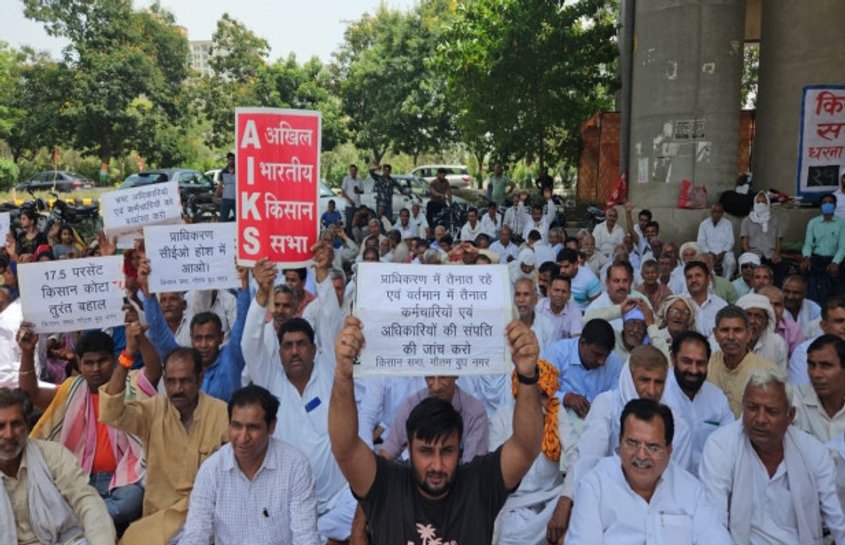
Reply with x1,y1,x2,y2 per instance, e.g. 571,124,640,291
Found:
329,316,543,545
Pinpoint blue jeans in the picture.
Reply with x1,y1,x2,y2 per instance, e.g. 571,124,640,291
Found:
89,472,144,529
219,198,236,222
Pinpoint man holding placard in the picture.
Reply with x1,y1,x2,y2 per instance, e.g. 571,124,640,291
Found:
330,316,543,544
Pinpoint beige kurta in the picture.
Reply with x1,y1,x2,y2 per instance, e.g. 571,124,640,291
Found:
707,350,780,417
99,389,228,545
2,439,115,545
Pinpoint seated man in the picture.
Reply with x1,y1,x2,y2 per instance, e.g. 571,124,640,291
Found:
793,334,845,443
707,305,780,417
557,248,602,312
685,260,727,337
783,274,823,338
381,375,488,463
699,367,845,544
536,274,582,341
459,206,484,242
140,257,249,402
19,325,159,531
489,225,520,263
543,319,621,419
180,385,320,545
0,388,116,545
584,261,650,331
566,399,730,544
732,252,760,297
759,285,804,359
788,294,845,385
330,317,544,544
99,347,229,545
736,292,788,371
801,192,845,304
490,360,578,545
697,203,736,279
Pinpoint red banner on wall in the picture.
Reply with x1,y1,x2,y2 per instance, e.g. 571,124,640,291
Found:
236,108,321,266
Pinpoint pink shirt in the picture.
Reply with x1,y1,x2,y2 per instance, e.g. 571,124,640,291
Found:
776,315,805,358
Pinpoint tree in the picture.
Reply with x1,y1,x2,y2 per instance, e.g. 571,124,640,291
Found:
433,0,618,170
333,5,455,165
23,0,189,172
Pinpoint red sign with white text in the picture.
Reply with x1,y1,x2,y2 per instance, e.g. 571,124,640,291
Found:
236,108,321,266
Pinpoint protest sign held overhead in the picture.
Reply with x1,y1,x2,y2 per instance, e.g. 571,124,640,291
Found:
101,181,183,236
354,262,513,377
236,108,321,267
18,256,125,333
144,223,238,293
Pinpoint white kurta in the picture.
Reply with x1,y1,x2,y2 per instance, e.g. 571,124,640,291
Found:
566,456,731,545
697,218,736,278
793,384,845,443
692,293,728,338
661,372,734,474
592,221,625,257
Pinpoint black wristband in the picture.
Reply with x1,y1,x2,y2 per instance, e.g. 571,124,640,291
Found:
516,369,539,385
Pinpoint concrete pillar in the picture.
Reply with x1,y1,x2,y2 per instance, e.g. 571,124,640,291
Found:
752,0,845,196
628,0,746,208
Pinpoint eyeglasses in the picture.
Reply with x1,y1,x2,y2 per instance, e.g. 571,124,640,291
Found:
667,307,691,318
622,438,666,455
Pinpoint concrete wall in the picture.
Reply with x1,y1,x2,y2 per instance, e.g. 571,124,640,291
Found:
628,0,746,208
752,0,845,195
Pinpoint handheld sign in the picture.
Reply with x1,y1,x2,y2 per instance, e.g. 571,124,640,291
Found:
236,108,321,267
101,181,182,236
19,256,125,333
354,263,512,377
0,212,9,245
144,223,238,293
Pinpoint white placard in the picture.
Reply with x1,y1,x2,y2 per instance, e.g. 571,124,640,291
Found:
18,256,125,333
797,86,845,194
101,181,183,236
145,223,238,293
116,230,142,250
354,262,512,377
0,212,9,245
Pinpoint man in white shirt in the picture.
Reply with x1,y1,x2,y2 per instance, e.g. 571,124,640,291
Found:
736,293,788,372
459,207,484,241
793,334,845,443
516,188,557,242
480,201,501,238
340,164,364,231
240,316,356,544
407,202,429,239
566,398,731,544
699,367,845,545
536,274,583,341
783,274,823,338
661,330,734,474
489,226,520,263
391,208,417,240
696,203,736,279
592,207,625,257
514,277,556,351
685,260,727,337
584,261,650,331
180,385,320,545
788,294,845,385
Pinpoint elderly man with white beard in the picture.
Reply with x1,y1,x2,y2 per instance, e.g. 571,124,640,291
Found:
699,367,845,545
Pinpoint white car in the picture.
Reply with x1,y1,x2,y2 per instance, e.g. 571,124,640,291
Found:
408,164,474,188
359,174,466,220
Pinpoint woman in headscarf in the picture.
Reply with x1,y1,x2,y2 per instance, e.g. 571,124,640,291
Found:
740,191,787,285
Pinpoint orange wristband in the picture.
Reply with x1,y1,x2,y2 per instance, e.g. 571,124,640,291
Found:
118,351,135,369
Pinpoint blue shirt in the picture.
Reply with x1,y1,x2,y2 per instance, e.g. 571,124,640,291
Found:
321,210,342,227
143,289,250,402
541,337,622,403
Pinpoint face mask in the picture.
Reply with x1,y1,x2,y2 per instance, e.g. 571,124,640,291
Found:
753,202,768,215
822,202,835,215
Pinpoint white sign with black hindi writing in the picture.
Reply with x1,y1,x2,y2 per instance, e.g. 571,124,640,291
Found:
144,223,238,293
18,256,125,333
101,181,183,236
0,212,9,246
354,262,512,376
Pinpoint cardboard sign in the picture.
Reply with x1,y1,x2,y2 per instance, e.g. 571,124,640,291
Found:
145,223,238,293
18,256,125,333
354,262,513,376
797,86,845,195
101,181,182,236
236,108,321,266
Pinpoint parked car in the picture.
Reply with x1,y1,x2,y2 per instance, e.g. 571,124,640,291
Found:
408,164,474,188
360,174,466,220
16,171,94,192
121,169,216,197
205,169,222,184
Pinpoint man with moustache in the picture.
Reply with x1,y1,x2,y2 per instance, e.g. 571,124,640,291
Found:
584,261,651,331
99,347,229,545
793,335,845,442
0,387,116,545
566,399,731,544
660,331,733,473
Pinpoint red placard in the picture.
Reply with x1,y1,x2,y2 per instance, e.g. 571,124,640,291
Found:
236,108,321,266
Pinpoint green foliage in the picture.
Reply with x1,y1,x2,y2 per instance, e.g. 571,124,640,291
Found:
333,4,456,164
0,159,20,190
433,0,618,169
742,43,759,110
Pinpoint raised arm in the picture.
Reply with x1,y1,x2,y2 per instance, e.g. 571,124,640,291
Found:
500,319,543,490
124,319,161,389
328,315,377,497
15,321,56,409
137,258,180,359
542,188,556,225
241,259,280,387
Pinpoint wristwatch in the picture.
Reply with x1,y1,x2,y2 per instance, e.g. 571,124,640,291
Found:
516,368,539,385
